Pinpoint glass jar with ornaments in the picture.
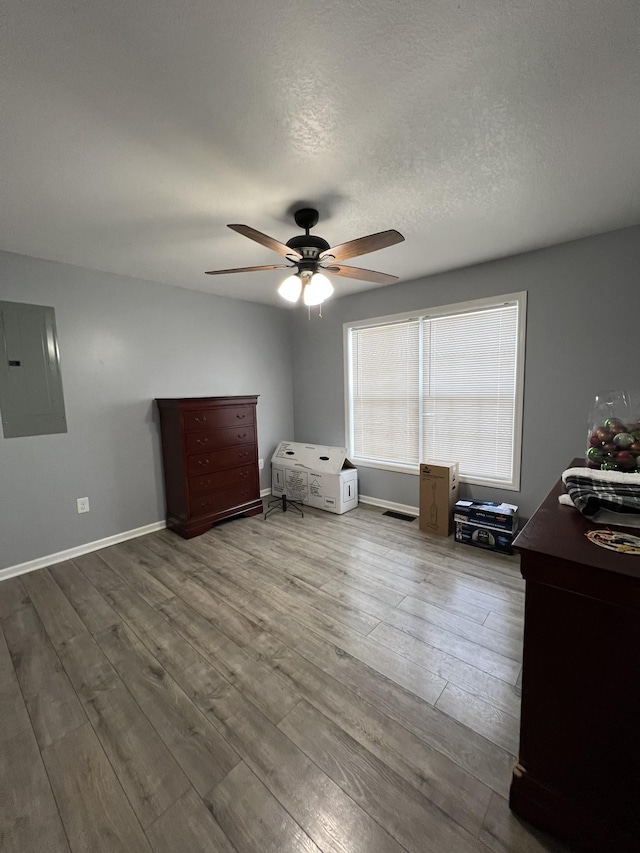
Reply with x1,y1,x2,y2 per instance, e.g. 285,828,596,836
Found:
586,390,640,472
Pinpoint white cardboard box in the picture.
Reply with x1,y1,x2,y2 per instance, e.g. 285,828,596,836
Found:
271,441,358,514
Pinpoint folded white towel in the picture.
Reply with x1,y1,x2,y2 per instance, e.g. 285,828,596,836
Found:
561,467,640,486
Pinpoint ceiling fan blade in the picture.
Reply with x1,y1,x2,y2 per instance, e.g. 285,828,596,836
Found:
205,264,291,275
228,224,302,259
319,229,404,262
323,264,399,285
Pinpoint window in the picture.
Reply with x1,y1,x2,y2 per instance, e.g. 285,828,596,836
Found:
345,292,526,489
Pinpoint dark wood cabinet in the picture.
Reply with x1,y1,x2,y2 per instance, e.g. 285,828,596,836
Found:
156,396,263,538
510,459,640,852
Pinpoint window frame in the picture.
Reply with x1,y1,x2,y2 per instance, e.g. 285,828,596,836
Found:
343,291,527,490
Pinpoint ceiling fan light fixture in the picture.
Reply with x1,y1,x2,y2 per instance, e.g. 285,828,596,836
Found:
277,274,303,303
206,209,404,304
303,272,334,306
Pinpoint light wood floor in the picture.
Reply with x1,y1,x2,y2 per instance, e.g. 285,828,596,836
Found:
0,502,573,852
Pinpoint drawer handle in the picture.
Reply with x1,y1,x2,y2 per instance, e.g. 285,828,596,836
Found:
195,416,207,424
197,438,208,445
200,500,210,508
200,480,211,487
236,413,246,419
237,432,247,439
198,459,210,466
238,452,248,459
240,471,248,478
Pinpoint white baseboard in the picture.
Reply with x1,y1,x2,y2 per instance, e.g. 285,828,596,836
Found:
260,487,272,497
358,494,419,517
0,520,167,583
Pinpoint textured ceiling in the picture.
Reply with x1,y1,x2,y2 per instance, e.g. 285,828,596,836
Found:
1,0,639,306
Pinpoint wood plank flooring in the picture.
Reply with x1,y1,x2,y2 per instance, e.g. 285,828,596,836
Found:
0,502,575,852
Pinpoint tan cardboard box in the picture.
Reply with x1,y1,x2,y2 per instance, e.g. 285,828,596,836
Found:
419,460,459,536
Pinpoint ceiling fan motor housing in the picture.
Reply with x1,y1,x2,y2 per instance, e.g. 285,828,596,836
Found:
286,234,330,257
286,207,330,268
287,208,330,273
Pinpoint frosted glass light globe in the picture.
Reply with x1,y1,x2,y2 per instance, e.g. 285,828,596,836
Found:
277,275,302,303
303,273,334,306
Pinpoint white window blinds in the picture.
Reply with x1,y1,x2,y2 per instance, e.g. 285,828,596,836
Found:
421,305,518,484
350,320,420,464
346,295,524,487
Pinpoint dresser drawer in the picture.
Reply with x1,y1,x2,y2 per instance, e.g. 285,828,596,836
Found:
182,405,254,432
185,426,256,462
185,424,256,456
189,465,257,498
186,444,257,478
186,437,256,477
190,482,259,518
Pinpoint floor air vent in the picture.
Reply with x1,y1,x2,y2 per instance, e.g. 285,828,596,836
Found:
382,511,416,522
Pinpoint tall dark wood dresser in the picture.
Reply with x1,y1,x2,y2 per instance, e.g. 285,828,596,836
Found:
510,459,640,851
155,396,263,538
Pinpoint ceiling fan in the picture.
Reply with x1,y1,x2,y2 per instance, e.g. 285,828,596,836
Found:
205,208,405,305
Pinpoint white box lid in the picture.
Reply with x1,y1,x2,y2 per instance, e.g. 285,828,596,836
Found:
271,441,355,474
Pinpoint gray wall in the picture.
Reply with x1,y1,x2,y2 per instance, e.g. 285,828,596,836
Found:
0,251,294,570
290,226,640,519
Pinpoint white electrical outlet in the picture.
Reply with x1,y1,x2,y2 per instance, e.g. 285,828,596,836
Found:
258,458,264,470
77,497,90,514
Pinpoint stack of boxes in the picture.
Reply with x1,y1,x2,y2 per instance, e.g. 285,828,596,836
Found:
413,459,520,555
453,500,519,554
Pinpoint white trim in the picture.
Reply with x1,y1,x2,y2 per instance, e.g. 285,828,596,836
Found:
2,491,273,582
352,457,520,491
511,290,527,492
352,457,419,476
418,319,424,459
343,323,353,453
358,494,419,517
343,292,525,332
456,474,520,492
0,520,167,582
